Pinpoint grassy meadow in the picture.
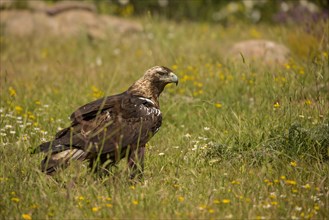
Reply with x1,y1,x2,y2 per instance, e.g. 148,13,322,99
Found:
0,17,328,219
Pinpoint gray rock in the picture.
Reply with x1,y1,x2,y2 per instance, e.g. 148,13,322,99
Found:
228,40,290,65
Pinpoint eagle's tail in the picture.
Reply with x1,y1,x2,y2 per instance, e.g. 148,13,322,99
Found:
41,148,88,175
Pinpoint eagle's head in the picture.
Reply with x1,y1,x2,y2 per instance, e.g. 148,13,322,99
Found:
143,66,178,86
128,66,178,105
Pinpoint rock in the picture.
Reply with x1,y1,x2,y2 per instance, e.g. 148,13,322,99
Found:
0,8,143,39
100,15,143,34
0,10,56,37
44,0,97,16
0,0,15,9
228,40,290,65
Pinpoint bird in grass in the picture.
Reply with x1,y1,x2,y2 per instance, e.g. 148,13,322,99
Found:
34,66,178,179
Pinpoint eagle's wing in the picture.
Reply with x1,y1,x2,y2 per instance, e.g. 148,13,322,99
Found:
85,95,162,154
41,94,161,154
69,92,125,123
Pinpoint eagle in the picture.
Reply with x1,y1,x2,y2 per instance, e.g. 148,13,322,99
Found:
34,66,178,178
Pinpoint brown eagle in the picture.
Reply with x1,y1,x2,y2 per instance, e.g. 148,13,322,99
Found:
34,66,178,178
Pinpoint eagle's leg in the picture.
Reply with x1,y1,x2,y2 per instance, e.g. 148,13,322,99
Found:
128,145,145,180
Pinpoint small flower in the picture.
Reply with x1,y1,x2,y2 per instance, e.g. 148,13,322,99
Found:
295,206,302,211
177,196,184,202
213,199,220,204
184,133,191,138
15,106,23,113
11,197,20,203
198,204,206,210
204,127,210,131
78,196,84,201
92,206,100,212
132,200,138,205
314,203,320,210
292,188,298,193
172,64,178,70
290,161,297,167
35,100,41,105
158,152,165,156
222,199,231,204
304,100,312,105
215,103,222,108
302,183,311,189
273,102,280,108
106,203,113,208
285,180,297,185
9,87,16,97
269,192,276,199
208,208,215,214
22,214,32,220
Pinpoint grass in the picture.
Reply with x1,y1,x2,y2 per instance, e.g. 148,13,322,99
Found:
0,16,328,219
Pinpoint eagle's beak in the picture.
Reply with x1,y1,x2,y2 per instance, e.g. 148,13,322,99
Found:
169,72,179,86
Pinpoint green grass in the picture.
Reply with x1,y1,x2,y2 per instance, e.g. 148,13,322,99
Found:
0,17,328,219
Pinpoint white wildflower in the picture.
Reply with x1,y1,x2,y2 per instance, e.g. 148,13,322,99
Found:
184,133,191,138
9,130,16,134
158,152,165,156
204,127,210,131
295,206,302,211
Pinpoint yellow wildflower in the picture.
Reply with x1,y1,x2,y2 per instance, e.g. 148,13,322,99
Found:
213,199,220,204
302,183,311,189
285,180,297,185
92,206,100,212
78,196,84,201
271,201,278,206
22,214,32,220
9,87,16,97
280,175,286,180
215,103,222,108
106,203,113,208
222,199,231,204
290,161,297,167
30,204,38,209
35,100,41,105
11,197,20,203
132,200,138,205
130,185,135,190
273,102,280,108
208,209,215,214
292,188,298,193
15,106,23,113
172,64,178,70
177,196,184,202
304,100,312,105
314,204,320,210
198,204,207,210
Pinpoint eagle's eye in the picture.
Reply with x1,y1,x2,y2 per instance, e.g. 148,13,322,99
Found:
157,70,167,76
